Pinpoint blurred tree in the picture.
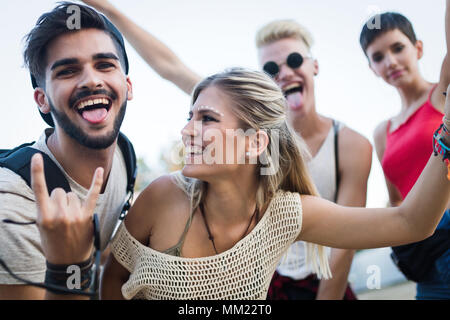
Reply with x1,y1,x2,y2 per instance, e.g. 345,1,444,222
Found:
160,140,185,173
135,156,157,193
134,140,185,194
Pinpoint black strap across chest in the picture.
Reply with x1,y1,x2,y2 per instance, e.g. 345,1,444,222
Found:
0,132,136,196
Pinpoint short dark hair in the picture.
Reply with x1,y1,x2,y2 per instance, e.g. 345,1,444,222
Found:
359,12,417,55
24,1,129,89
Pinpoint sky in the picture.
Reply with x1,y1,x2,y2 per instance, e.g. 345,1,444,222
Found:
0,0,446,208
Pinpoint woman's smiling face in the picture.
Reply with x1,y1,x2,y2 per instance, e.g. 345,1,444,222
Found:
181,85,253,181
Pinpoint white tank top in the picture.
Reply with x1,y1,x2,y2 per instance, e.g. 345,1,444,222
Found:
276,120,343,280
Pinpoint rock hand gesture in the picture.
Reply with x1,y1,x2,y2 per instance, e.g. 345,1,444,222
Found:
31,153,104,266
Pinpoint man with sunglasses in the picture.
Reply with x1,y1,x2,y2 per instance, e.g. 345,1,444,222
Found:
256,20,372,300
81,1,372,300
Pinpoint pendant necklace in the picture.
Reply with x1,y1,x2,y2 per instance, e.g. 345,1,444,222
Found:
199,202,259,254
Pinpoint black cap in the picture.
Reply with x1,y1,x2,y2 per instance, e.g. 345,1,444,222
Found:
32,14,129,127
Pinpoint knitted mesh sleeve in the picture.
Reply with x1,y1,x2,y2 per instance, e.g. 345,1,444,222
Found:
110,190,329,300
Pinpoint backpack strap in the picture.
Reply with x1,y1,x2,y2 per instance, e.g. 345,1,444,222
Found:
0,145,71,195
332,120,340,203
116,132,137,220
0,133,136,204
0,142,35,158
117,132,137,195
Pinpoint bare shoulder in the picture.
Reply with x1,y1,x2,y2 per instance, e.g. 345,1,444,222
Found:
372,120,390,161
129,174,188,220
335,126,373,182
138,174,187,205
299,194,321,208
337,126,372,163
338,126,372,154
124,174,189,244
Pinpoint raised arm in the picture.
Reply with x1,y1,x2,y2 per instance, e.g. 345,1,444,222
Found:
431,0,450,110
299,85,450,249
316,128,372,299
81,0,202,95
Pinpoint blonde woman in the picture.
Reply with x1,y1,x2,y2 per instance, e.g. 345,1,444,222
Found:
30,68,450,300
80,0,372,299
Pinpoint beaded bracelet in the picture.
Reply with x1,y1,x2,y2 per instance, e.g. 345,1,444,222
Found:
442,124,450,136
433,123,450,180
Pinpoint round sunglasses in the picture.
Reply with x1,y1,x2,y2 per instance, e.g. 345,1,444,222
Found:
263,52,306,78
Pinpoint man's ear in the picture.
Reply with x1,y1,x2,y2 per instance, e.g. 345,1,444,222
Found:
313,59,319,76
126,76,133,100
34,88,51,114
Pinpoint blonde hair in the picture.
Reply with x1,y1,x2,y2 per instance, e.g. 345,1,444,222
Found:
173,68,331,279
255,19,314,50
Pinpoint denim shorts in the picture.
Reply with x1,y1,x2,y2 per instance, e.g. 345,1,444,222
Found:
416,210,450,300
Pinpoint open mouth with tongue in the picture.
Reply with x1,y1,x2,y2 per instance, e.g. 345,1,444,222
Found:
76,97,112,124
283,83,304,111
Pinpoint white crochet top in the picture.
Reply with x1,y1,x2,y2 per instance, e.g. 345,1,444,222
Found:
110,190,329,300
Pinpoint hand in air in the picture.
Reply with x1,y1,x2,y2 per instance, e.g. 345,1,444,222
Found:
31,153,103,265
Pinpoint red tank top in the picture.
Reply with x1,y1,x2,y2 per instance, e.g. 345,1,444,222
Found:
382,85,443,199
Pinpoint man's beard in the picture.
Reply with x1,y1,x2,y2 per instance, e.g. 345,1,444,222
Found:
48,97,127,150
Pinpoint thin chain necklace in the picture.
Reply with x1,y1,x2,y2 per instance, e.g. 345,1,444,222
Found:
199,202,259,255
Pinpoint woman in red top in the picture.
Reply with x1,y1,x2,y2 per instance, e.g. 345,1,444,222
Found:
360,1,450,299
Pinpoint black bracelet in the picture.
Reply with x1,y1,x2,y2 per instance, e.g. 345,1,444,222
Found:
46,256,93,272
1,214,102,299
44,257,94,295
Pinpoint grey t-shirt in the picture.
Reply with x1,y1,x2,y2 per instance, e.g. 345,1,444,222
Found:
0,129,128,284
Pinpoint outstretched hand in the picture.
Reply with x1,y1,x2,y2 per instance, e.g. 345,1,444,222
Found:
31,153,104,265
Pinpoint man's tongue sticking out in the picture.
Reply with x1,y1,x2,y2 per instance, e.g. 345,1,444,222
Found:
82,108,108,124
286,91,303,111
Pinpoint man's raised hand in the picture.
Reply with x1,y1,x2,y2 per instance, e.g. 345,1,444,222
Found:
31,153,104,265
